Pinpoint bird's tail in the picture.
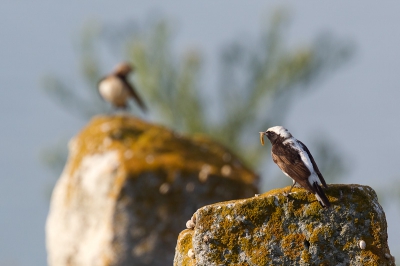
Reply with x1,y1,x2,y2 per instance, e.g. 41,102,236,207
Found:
313,182,331,208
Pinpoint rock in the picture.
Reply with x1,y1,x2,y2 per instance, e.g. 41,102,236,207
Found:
46,115,258,266
174,184,395,266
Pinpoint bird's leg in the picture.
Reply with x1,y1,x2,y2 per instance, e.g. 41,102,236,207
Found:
283,180,297,197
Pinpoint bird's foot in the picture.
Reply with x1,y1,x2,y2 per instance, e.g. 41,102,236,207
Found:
283,190,293,197
282,191,292,203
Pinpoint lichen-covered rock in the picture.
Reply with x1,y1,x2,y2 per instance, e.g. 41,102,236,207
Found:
46,115,258,266
174,184,395,266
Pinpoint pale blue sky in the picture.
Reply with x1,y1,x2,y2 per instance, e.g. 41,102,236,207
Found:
1,2,400,265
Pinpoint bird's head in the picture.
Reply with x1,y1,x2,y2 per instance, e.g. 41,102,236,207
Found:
259,126,292,145
114,62,133,76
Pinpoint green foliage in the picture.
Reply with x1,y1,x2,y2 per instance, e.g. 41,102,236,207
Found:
126,21,206,132
42,11,353,180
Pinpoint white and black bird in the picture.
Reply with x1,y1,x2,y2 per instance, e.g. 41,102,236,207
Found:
260,126,330,208
98,62,147,111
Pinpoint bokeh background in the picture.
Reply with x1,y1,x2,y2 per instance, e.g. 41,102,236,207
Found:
1,1,400,265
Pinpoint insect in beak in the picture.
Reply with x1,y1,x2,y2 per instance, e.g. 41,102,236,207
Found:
259,132,265,145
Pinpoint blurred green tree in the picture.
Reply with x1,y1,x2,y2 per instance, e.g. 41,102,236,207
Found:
42,11,353,186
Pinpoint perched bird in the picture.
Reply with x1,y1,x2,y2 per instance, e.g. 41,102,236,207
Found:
98,62,147,111
259,126,330,208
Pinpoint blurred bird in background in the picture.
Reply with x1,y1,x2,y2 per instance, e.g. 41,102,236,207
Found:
98,62,147,112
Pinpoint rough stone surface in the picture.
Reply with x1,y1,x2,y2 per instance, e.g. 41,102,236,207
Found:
45,115,258,266
174,184,395,266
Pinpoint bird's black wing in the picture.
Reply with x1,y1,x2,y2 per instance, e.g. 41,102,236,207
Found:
271,143,315,193
121,77,148,112
298,141,327,188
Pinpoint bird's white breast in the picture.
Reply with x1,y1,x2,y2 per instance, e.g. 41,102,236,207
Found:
99,76,129,105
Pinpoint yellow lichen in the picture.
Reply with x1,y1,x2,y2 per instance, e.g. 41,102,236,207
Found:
63,115,258,206
301,249,311,263
176,230,194,266
281,233,306,259
309,225,333,244
184,184,394,265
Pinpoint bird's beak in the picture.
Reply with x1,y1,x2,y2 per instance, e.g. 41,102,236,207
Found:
259,132,265,146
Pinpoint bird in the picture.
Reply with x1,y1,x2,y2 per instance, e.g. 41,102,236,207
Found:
98,62,147,112
259,126,330,208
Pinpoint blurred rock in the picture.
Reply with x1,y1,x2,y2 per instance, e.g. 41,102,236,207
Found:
174,184,395,266
46,115,258,266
